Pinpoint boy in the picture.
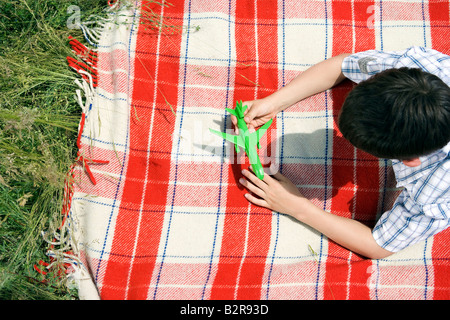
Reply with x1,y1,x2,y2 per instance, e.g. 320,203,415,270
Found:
235,46,450,259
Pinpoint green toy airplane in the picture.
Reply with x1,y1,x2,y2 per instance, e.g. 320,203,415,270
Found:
209,101,273,180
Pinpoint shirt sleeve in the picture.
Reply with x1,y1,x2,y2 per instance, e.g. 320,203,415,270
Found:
341,49,406,83
372,191,450,252
341,46,450,85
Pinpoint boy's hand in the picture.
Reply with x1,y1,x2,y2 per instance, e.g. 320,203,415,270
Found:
230,53,350,133
231,99,278,132
239,168,305,217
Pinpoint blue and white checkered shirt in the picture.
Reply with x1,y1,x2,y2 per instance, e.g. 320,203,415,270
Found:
341,46,450,252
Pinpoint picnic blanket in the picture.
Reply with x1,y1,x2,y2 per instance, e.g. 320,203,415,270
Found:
57,0,450,300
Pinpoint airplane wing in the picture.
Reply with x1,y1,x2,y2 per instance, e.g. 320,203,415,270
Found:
249,118,273,148
225,108,237,117
226,102,247,118
209,115,272,153
209,128,245,153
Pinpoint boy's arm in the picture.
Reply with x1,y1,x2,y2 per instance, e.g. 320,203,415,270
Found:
240,168,394,260
261,53,351,113
239,53,351,130
299,202,394,259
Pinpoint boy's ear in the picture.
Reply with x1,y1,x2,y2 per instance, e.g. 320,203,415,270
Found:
402,158,422,167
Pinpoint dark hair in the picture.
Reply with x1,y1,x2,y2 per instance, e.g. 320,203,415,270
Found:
338,67,450,159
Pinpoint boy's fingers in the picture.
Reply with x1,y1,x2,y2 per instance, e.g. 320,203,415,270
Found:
230,115,239,134
260,164,285,182
244,112,254,124
248,121,257,131
242,103,254,123
239,177,265,199
244,193,269,209
243,168,268,190
231,115,237,125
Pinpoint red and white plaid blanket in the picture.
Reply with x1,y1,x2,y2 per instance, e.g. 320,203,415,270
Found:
63,0,450,300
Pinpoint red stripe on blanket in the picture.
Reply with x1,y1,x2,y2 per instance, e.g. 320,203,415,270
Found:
429,0,450,55
210,0,278,300
432,229,450,299
324,0,377,300
100,1,184,300
429,0,450,300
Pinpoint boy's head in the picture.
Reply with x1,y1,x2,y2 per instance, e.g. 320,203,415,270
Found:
338,67,450,160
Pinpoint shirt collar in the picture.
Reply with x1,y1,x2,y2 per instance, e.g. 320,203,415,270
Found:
392,141,450,188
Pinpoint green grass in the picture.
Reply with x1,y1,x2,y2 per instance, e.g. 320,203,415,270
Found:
0,0,108,300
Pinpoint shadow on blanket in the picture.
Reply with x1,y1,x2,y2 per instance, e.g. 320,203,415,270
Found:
210,126,393,230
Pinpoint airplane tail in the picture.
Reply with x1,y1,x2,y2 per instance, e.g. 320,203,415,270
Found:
226,101,247,119
225,108,237,117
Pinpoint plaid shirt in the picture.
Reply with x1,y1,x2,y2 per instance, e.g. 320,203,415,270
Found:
341,46,450,252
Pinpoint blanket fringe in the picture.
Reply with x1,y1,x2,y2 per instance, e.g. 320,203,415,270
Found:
68,40,109,186
34,78,101,290
34,1,133,293
67,37,99,88
36,0,144,298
